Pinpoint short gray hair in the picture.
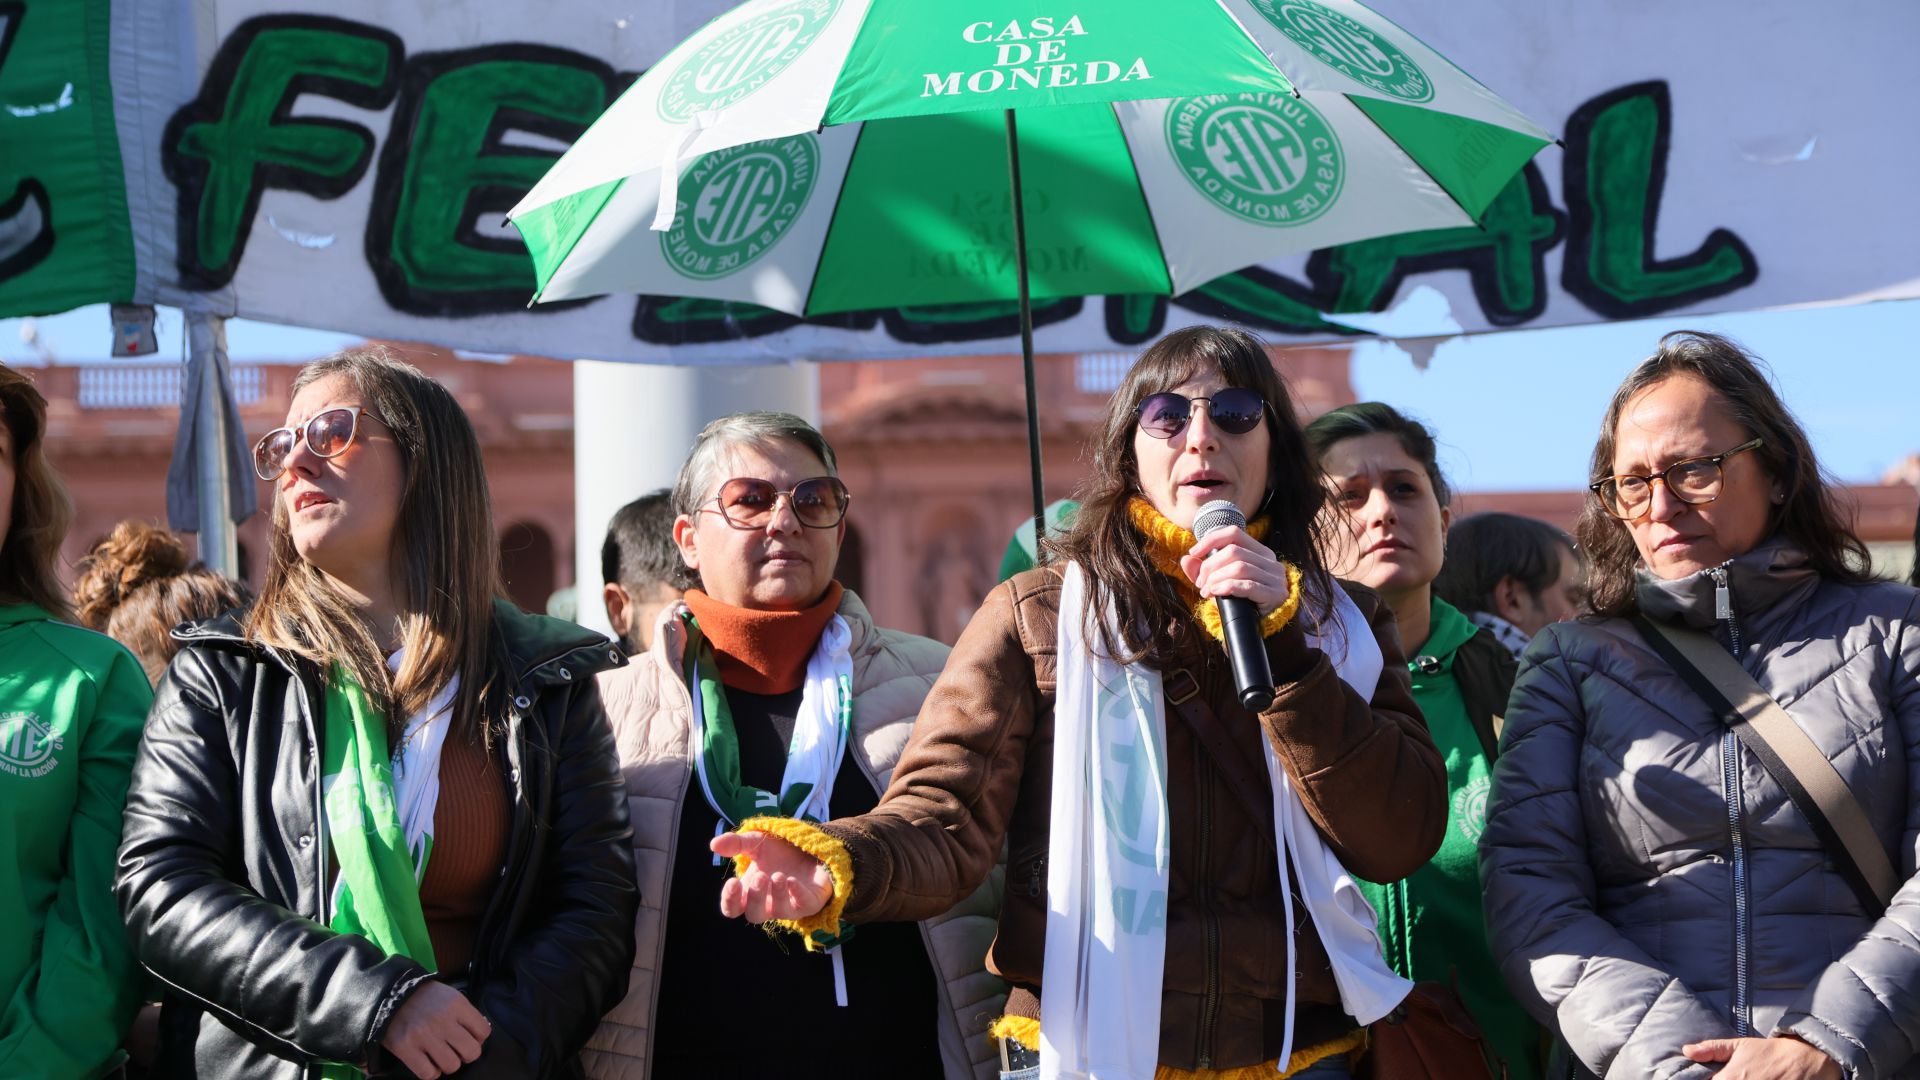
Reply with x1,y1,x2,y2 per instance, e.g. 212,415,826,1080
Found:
670,412,839,518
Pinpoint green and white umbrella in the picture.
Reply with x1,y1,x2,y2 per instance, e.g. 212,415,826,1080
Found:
509,0,1552,525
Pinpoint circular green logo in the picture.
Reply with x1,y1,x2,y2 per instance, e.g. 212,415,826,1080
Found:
1165,93,1344,227
1251,0,1433,103
661,135,819,280
657,0,840,122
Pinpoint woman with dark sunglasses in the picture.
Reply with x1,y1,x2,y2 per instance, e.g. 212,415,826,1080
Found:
115,348,638,1079
583,411,1004,1080
1482,332,1920,1080
707,328,1446,1079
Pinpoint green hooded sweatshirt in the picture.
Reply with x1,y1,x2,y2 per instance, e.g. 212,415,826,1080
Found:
1356,596,1540,1080
0,603,152,1077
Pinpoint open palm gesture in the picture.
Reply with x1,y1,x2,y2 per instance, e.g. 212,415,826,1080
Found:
710,830,834,923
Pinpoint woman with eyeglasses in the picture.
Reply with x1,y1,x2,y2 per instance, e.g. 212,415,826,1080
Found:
116,348,638,1079
706,329,1446,1079
1481,332,1920,1080
0,365,152,1078
1304,402,1543,1080
583,412,1004,1080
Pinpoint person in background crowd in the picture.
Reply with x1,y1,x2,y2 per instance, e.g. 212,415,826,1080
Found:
1304,402,1542,1080
601,488,696,654
116,348,637,1079
0,364,151,1077
710,329,1445,1080
75,520,252,682
584,412,1004,1080
1483,331,1920,1080
72,519,250,1075
1431,512,1585,659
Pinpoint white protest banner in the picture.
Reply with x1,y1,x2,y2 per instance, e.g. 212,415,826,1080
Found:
3,0,1915,360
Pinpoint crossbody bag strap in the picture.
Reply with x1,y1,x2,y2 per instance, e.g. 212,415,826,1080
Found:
1630,616,1898,911
1164,668,1279,845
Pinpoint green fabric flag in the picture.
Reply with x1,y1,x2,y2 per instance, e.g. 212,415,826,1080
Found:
320,665,436,1080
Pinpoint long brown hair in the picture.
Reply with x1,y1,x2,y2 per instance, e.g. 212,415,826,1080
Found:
1579,331,1873,617
1046,326,1333,665
0,364,74,619
245,348,508,738
75,520,250,683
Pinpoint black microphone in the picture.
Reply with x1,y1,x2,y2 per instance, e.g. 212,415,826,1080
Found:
1193,499,1275,712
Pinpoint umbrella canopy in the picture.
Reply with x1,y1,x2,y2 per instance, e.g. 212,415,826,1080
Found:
509,0,1553,312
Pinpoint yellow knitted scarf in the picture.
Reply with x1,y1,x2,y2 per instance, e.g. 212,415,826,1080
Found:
1125,498,1301,641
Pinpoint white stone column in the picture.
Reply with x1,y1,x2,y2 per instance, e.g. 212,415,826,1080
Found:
571,360,819,638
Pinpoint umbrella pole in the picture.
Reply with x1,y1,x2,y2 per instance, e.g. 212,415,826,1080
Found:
1005,109,1047,552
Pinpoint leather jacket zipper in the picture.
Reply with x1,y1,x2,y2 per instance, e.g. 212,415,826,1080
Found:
1195,742,1221,1070
1708,566,1752,1036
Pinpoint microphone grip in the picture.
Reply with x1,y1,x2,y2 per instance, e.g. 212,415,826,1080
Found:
1215,595,1275,712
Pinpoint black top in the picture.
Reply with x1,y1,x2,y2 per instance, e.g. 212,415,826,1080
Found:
654,685,943,1079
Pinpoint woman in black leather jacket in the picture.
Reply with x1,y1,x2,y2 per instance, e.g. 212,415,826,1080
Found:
115,348,638,1079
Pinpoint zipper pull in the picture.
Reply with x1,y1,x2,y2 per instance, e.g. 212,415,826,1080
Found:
1711,568,1732,622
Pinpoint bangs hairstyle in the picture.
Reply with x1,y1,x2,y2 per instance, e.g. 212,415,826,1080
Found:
0,364,74,619
245,348,508,740
1046,325,1333,666
1579,330,1873,617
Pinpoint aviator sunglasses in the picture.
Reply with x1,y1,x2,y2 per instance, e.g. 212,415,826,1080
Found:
704,476,852,530
253,406,388,481
1135,388,1267,440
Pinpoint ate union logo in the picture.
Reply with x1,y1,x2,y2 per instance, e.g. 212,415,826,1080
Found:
0,711,62,779
1252,0,1434,103
1165,92,1345,227
658,0,840,122
661,135,819,280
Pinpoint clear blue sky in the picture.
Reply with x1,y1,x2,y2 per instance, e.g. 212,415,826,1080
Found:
6,295,1916,493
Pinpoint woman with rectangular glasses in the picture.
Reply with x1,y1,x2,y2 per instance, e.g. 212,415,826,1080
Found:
702,328,1447,1079
1481,331,1920,1079
583,411,1005,1080
115,348,639,1079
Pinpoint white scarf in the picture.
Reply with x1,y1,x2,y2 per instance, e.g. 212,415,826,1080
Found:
1041,565,1411,1079
686,606,857,1002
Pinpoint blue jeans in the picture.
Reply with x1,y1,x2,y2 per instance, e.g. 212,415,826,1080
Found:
998,1054,1353,1080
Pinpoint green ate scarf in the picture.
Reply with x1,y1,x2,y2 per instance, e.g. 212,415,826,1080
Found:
320,665,436,1079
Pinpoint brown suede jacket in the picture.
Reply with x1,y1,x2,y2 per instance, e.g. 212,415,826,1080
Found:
819,568,1446,1071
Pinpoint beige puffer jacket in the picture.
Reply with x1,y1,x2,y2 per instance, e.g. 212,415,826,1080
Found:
582,588,1008,1080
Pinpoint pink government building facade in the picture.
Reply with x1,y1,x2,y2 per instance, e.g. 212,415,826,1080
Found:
29,345,1920,645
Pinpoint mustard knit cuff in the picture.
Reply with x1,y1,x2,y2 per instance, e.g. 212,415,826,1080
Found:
732,816,853,949
1125,497,1303,642
988,1014,1041,1053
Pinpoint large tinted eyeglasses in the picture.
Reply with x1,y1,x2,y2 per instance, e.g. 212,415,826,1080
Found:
1135,388,1267,440
253,406,387,481
705,476,852,530
1589,437,1764,520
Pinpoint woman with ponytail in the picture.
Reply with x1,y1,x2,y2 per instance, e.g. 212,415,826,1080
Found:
74,520,250,683
115,348,637,1079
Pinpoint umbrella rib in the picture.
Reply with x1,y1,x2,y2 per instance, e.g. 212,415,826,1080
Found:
799,121,870,318
1344,96,1488,233
1103,101,1177,298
